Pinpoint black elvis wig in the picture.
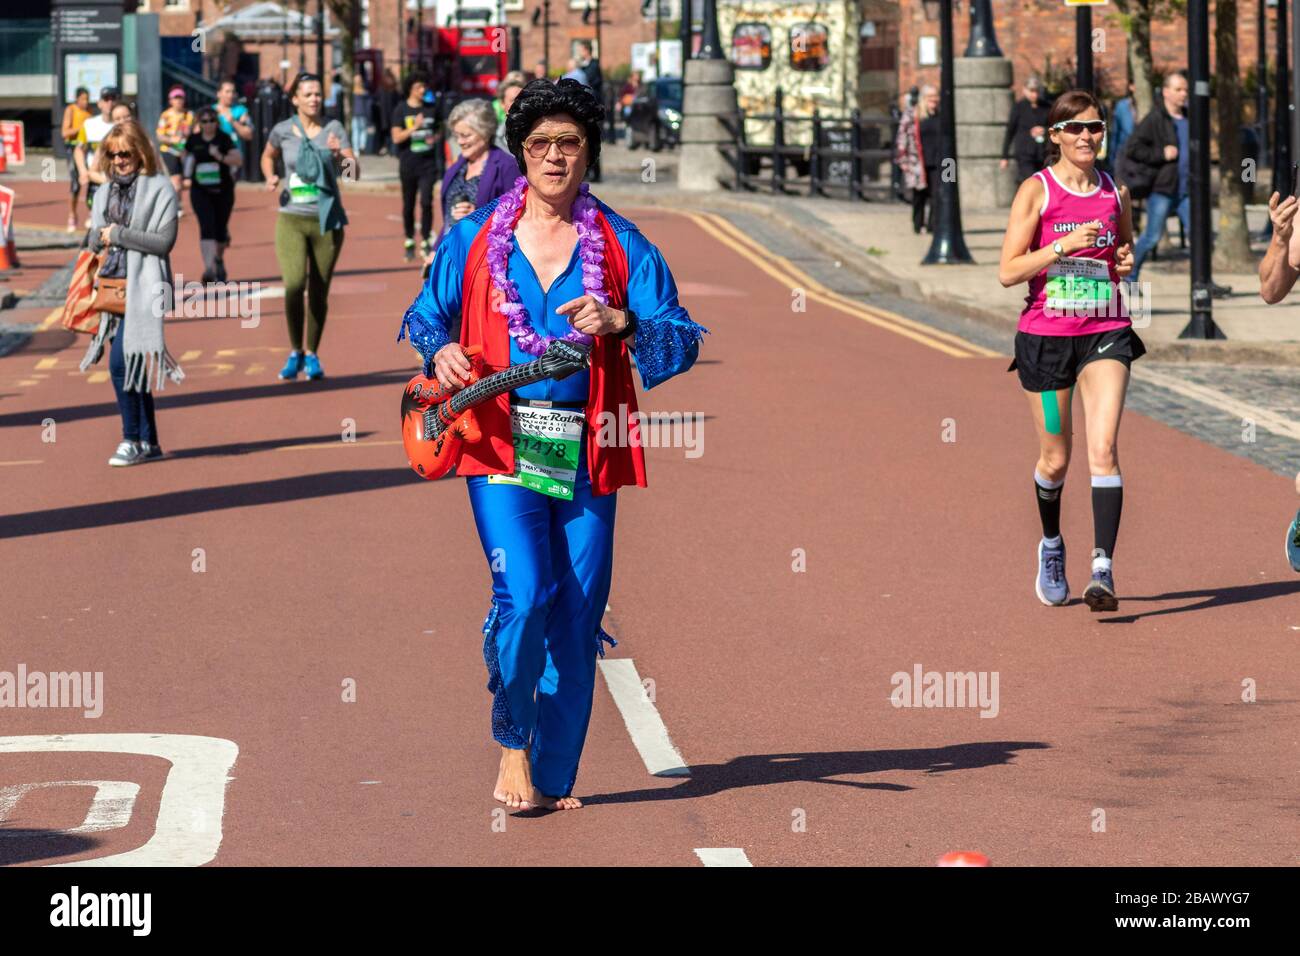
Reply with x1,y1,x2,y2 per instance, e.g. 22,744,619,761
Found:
505,78,605,174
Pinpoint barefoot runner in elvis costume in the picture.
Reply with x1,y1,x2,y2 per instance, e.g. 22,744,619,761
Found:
398,79,707,810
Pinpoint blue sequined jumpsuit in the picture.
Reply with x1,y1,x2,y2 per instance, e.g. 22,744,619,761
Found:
398,197,706,798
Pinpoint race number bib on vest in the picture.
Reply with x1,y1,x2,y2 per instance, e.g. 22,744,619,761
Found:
195,162,221,187
288,172,319,204
1045,256,1112,313
487,406,584,500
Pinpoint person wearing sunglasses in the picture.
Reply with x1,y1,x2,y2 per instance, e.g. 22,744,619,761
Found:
398,78,706,812
998,90,1140,613
436,98,516,248
182,107,243,283
79,120,185,466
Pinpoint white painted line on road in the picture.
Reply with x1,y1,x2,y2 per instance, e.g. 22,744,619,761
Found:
0,780,139,834
0,733,239,866
694,848,753,867
1134,366,1300,442
597,658,690,777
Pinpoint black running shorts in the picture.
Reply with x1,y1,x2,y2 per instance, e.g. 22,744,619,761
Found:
1007,326,1146,393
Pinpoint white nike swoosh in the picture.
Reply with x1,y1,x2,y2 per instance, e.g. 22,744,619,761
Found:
1098,343,1115,353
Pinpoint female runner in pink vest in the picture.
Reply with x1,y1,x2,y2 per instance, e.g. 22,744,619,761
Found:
998,89,1140,613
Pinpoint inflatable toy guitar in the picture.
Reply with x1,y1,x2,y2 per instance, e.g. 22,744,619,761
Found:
401,339,591,479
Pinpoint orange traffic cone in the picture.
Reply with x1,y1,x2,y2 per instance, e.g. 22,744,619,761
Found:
937,851,990,867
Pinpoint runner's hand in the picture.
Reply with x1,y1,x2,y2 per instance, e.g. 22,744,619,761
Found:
1115,242,1134,278
556,295,625,336
1064,219,1101,253
433,342,473,391
1268,192,1298,245
266,173,280,192
326,131,342,153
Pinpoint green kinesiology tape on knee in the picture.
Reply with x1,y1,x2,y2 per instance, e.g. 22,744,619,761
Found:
1041,390,1063,435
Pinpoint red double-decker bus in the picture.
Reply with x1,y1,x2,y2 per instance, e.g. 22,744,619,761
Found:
407,23,508,97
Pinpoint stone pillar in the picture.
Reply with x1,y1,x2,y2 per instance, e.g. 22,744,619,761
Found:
677,58,737,192
954,57,1017,213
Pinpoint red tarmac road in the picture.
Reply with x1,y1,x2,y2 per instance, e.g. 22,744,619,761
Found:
1,180,1297,866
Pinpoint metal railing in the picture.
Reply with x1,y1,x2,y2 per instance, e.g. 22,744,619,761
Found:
719,88,898,202
161,60,221,110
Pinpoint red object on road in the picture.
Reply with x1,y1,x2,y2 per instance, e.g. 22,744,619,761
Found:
0,120,26,167
937,851,991,867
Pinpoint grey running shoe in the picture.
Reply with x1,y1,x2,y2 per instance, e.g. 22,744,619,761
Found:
1035,538,1069,606
1083,568,1118,612
108,440,146,467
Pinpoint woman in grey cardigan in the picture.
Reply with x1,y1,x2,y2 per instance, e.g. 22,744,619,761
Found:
80,119,185,466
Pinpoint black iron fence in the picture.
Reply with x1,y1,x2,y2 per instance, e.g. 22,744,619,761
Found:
720,88,899,201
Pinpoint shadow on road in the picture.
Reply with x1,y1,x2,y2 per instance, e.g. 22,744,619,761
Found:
0,467,417,539
167,432,379,459
0,828,101,866
582,740,1049,806
1097,580,1300,624
0,369,411,430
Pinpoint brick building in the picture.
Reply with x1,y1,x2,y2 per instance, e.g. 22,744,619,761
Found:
895,0,1286,103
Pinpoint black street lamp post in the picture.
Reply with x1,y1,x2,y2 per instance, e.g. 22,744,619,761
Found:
1076,5,1093,91
923,0,974,265
1179,0,1223,339
964,0,1002,58
698,0,722,59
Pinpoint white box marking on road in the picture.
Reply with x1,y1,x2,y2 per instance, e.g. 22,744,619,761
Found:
597,658,690,777
0,780,140,834
694,848,753,867
0,734,239,866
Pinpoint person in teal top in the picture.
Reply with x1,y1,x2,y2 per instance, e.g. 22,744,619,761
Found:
213,80,252,144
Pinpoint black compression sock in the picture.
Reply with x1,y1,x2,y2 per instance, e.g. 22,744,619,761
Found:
1034,471,1063,540
1091,474,1124,562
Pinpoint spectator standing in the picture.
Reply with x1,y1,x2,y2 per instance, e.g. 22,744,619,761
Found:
1125,72,1189,283
494,72,528,151
1001,77,1051,184
351,73,374,154
61,87,92,232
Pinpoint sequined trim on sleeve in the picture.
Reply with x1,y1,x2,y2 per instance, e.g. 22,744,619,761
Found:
397,301,449,378
634,312,708,390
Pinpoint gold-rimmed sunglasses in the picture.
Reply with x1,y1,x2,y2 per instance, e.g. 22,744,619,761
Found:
522,133,587,158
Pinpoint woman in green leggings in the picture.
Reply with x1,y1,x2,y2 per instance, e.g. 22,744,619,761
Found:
260,72,359,380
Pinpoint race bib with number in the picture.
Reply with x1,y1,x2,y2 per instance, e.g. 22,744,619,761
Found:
487,406,584,501
195,162,221,187
288,172,319,205
1044,256,1113,313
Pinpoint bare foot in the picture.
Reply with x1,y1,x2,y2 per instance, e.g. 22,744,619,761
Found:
493,747,584,810
494,746,536,809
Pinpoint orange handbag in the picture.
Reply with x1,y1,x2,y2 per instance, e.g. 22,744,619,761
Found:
61,249,102,333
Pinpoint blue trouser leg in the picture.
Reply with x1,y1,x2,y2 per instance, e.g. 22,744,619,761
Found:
466,454,617,798
108,319,158,445
531,465,617,797
1131,191,1174,281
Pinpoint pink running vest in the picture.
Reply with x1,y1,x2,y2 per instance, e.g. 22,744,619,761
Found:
1018,167,1130,335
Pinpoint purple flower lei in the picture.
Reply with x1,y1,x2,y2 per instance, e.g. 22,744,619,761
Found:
486,176,607,357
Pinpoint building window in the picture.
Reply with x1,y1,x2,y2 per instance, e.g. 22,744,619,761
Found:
504,0,524,10
790,23,829,73
731,23,772,71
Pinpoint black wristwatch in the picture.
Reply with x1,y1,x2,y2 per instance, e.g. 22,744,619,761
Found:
617,309,638,340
